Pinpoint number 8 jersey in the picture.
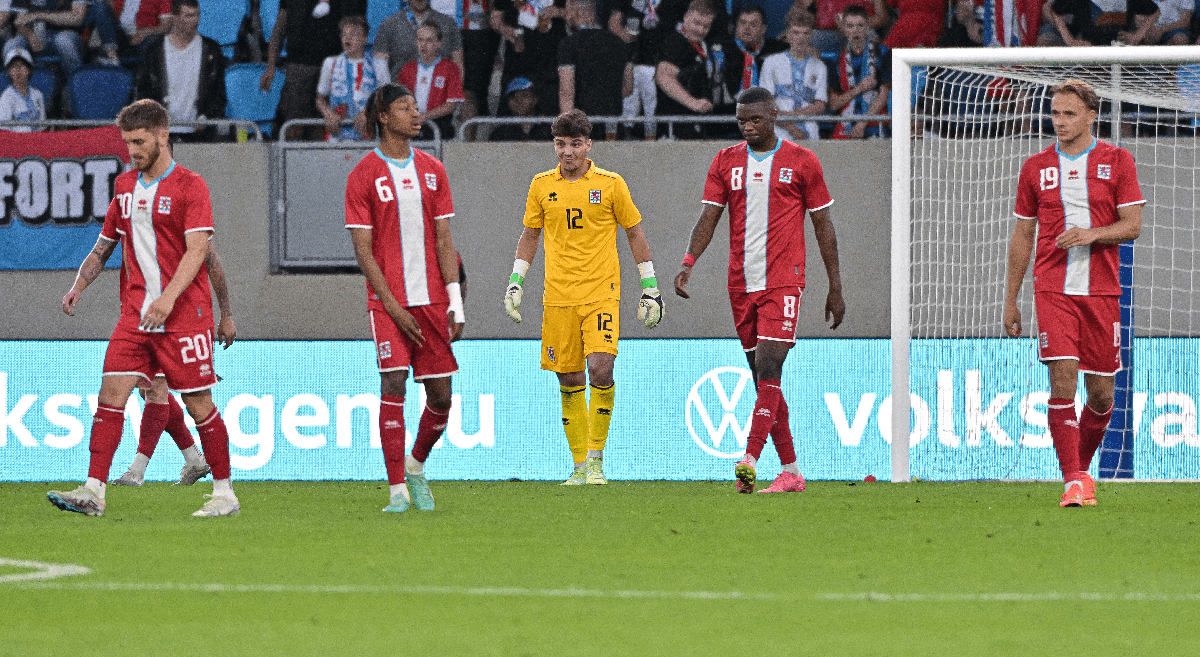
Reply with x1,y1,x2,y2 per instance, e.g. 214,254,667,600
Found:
100,161,215,334
1014,139,1145,297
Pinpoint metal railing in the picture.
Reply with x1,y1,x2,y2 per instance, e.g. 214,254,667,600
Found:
457,113,894,141
0,119,265,140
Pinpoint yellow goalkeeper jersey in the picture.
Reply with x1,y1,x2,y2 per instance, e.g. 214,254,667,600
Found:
523,160,643,307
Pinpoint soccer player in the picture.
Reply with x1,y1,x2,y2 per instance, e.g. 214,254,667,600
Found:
504,109,663,485
1003,80,1144,508
50,98,239,517
108,243,235,487
345,83,465,513
674,86,845,494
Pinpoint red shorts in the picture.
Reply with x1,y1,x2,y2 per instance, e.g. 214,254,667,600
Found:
728,286,804,352
369,304,458,380
103,324,218,392
1035,292,1121,375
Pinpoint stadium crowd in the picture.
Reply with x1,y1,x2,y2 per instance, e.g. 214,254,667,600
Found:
1,0,1197,138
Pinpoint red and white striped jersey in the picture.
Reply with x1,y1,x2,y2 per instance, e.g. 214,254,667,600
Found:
703,139,834,293
345,147,455,309
99,161,214,333
1014,139,1145,297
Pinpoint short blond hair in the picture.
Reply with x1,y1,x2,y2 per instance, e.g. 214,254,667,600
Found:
1050,80,1100,112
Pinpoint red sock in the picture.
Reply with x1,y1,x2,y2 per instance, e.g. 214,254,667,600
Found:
771,396,797,465
195,408,232,480
164,395,195,450
137,402,169,458
412,405,450,463
745,379,783,461
380,395,406,485
87,404,126,481
1047,398,1081,481
1078,403,1113,472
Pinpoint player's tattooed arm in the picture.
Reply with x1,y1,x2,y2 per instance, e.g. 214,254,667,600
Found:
674,203,723,298
205,243,237,348
62,236,118,316
810,207,845,329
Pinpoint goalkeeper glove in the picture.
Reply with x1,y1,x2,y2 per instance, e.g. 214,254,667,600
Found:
504,259,530,323
636,261,663,328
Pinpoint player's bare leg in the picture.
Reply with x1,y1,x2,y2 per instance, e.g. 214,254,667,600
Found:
1076,373,1115,505
1046,359,1085,507
583,352,615,485
380,370,411,512
47,374,142,516
180,389,239,517
557,369,591,485
407,375,452,511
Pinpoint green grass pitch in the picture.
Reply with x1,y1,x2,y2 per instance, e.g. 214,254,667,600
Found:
3,480,1200,655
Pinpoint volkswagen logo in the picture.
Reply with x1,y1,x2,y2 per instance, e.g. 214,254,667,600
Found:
686,366,755,458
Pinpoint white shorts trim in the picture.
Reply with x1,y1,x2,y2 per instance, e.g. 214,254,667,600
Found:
379,365,408,373
414,369,457,381
103,371,152,382
1039,356,1078,362
758,336,797,344
1080,368,1118,377
172,382,217,393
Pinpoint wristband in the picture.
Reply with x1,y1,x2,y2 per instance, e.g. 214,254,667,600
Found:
682,253,696,268
446,282,465,320
510,259,530,286
637,261,657,289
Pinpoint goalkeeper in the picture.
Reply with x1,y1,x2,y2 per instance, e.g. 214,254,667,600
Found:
504,109,664,486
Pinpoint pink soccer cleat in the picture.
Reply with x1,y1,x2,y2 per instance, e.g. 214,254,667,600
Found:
1079,472,1097,506
756,471,806,493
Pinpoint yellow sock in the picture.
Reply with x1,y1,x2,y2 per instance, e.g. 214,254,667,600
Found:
560,385,589,464
587,383,615,452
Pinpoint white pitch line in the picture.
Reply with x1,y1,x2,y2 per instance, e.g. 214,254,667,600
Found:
818,592,1200,603
0,558,92,583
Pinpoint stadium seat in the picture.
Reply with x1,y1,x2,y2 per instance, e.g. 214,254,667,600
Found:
368,0,401,43
66,66,134,119
199,0,248,48
260,0,280,38
225,62,284,137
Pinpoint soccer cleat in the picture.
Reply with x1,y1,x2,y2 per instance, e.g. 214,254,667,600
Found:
47,486,105,516
111,469,144,487
585,456,607,485
407,473,435,511
756,471,806,493
1059,482,1084,508
382,492,410,513
1079,472,1097,506
192,494,240,517
174,462,212,486
734,459,756,494
561,468,587,485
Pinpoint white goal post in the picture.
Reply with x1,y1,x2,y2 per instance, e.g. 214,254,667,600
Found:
889,46,1200,483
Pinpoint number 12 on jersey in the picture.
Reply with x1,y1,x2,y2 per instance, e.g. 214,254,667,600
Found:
566,208,583,229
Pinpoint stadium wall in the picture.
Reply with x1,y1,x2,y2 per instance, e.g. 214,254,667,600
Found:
0,140,892,340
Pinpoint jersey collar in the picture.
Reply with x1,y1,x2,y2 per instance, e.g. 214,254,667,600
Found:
1055,137,1096,161
747,138,782,161
556,159,595,180
138,160,176,188
375,147,414,169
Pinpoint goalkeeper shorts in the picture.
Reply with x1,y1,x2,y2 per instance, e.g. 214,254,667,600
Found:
540,299,620,373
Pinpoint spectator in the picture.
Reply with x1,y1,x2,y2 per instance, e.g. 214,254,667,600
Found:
883,0,945,47
1146,0,1191,43
815,0,890,34
1,0,13,45
489,76,553,140
398,21,464,139
374,0,463,79
609,0,695,139
730,0,802,39
558,0,631,139
826,4,889,139
655,0,726,139
110,0,173,51
262,0,366,140
760,11,826,141
491,0,568,116
0,47,44,131
456,0,501,140
1038,0,1158,45
134,0,226,141
718,6,785,107
317,15,388,141
937,0,983,45
7,0,90,74
970,0,1040,46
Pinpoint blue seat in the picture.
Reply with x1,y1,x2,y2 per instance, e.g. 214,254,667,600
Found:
368,0,402,43
199,0,248,47
260,0,280,38
225,62,284,137
66,66,134,119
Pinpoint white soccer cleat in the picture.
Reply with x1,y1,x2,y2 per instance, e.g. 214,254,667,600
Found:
193,494,239,517
174,462,212,486
111,469,144,487
47,485,105,516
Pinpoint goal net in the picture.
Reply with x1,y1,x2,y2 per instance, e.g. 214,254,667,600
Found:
889,46,1200,482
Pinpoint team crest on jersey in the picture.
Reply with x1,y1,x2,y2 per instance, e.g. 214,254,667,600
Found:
401,178,414,190
1098,164,1111,180
589,190,601,204
434,76,446,89
379,341,392,360
1039,332,1048,349
157,196,171,214
425,173,438,190
778,168,793,184
547,347,556,362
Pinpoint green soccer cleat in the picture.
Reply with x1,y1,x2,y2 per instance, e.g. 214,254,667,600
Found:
734,459,756,494
585,456,607,485
561,468,587,485
407,473,435,511
383,492,410,513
